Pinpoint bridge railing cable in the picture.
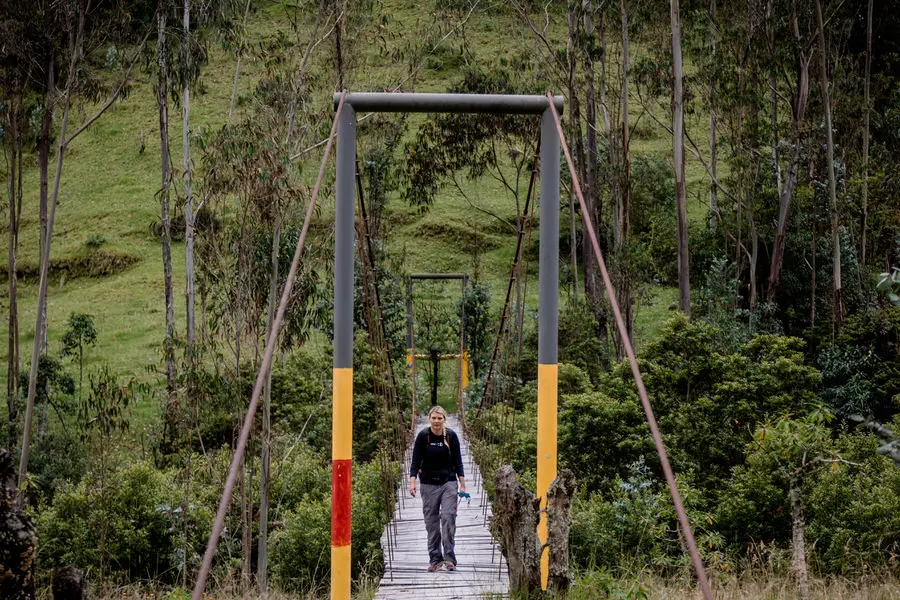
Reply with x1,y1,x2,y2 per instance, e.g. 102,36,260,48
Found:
191,92,348,600
545,93,714,600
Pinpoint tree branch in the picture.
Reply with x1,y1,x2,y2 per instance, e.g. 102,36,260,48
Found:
452,174,516,232
65,25,153,146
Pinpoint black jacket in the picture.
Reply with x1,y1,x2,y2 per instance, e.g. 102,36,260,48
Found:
409,427,465,484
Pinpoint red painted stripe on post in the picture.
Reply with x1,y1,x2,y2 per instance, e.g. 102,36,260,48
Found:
331,459,352,547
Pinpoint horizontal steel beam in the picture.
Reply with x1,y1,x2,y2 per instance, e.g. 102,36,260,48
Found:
409,273,468,280
333,92,564,114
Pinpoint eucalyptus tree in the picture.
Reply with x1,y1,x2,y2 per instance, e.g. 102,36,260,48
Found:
200,41,334,582
0,0,41,446
815,0,843,326
16,0,152,505
155,0,178,442
670,0,689,316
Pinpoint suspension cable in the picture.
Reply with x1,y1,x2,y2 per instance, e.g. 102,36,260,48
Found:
191,92,348,600
545,93,714,600
480,137,540,415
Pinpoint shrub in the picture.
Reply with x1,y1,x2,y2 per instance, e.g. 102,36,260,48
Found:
806,432,900,574
558,363,593,396
559,392,651,493
270,497,331,593
28,427,88,502
38,462,179,582
269,458,393,593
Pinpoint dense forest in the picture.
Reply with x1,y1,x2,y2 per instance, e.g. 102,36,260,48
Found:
2,0,900,598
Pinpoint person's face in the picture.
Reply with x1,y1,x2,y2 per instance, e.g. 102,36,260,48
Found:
429,411,445,430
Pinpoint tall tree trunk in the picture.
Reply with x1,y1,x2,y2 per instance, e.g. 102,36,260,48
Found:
861,0,872,266
567,0,582,302
708,0,718,233
566,1,590,316
810,222,816,331
671,0,690,316
749,207,758,310
334,0,344,90
19,8,86,503
618,0,631,247
258,221,280,592
228,0,252,124
768,9,810,300
183,0,196,349
37,57,54,356
766,0,781,194
6,93,22,446
582,0,599,305
815,0,842,326
158,6,179,449
790,478,810,600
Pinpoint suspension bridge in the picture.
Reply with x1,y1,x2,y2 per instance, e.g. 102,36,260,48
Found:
187,91,716,600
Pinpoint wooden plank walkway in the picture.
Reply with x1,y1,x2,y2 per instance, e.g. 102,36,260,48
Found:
375,414,508,599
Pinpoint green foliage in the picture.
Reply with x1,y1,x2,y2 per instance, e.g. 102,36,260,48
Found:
718,411,900,574
629,155,676,285
27,427,88,501
270,459,391,593
521,300,609,384
37,462,180,581
569,458,721,574
270,497,331,594
838,306,900,420
78,366,133,442
270,346,332,448
806,433,900,574
608,317,821,490
566,567,650,600
559,392,651,492
817,344,878,416
403,66,538,211
19,355,76,409
84,234,106,248
61,312,97,397
558,363,593,396
459,281,493,378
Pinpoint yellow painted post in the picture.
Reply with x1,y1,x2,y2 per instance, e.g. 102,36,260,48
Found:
331,368,353,600
461,350,469,390
536,363,558,589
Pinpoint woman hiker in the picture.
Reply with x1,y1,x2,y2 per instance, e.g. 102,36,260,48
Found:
408,405,467,572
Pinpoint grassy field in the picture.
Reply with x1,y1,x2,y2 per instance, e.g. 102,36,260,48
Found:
2,0,718,411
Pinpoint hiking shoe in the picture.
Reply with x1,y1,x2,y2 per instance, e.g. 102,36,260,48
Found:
427,563,441,572
445,562,456,571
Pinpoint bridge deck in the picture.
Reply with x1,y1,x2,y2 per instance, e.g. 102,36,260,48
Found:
375,414,508,599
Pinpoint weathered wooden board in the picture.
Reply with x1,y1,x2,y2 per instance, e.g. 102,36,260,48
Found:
374,415,509,599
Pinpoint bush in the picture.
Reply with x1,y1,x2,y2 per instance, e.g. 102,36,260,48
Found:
270,497,331,593
38,462,180,582
558,363,594,396
559,392,651,493
806,432,900,574
28,427,88,502
269,458,393,592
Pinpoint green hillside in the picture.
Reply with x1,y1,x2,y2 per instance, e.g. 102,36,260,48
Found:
2,0,710,390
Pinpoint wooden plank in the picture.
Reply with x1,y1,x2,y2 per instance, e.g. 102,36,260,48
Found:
374,415,509,599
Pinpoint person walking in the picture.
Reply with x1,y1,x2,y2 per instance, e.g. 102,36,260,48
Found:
409,405,466,571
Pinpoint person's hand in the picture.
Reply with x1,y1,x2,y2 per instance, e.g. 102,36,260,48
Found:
459,483,466,494
409,478,417,497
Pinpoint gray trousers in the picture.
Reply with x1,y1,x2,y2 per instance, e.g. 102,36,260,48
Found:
420,480,458,565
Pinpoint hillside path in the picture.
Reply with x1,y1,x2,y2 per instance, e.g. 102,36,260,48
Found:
374,414,508,599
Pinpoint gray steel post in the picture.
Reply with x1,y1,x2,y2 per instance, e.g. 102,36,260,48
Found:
335,103,356,370
406,277,414,352
538,109,559,365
